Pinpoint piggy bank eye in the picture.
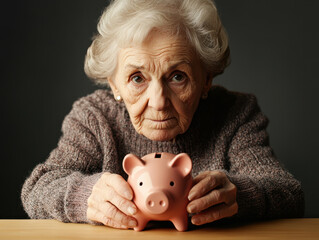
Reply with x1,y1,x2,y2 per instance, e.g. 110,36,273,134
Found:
139,182,143,186
170,181,175,186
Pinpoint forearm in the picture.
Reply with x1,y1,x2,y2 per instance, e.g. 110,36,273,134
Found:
224,96,304,219
227,172,304,219
21,93,123,222
21,163,103,222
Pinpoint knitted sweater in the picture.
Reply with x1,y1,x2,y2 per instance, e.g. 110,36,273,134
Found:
21,86,304,223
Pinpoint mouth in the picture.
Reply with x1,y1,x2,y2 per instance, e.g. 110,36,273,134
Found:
145,117,177,129
148,117,174,122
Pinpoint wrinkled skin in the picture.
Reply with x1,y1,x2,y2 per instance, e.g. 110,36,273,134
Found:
87,30,238,229
187,171,238,225
108,30,211,141
87,172,138,229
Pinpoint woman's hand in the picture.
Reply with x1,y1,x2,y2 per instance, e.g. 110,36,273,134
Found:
87,173,138,229
187,171,238,225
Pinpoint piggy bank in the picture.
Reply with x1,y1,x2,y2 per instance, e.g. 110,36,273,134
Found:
123,152,193,231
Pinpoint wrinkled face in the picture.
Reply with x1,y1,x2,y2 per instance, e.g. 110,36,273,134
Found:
109,30,211,141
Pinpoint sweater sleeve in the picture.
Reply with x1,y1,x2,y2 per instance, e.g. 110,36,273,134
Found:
225,94,304,219
21,96,113,223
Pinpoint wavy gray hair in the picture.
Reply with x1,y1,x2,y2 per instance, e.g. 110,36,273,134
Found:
84,0,230,85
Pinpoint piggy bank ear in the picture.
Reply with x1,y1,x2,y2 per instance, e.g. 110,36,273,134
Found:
123,153,145,176
168,153,192,177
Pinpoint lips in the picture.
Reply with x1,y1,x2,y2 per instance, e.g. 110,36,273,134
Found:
145,117,177,129
148,117,174,122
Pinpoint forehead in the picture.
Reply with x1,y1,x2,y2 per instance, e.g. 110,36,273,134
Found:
118,31,196,68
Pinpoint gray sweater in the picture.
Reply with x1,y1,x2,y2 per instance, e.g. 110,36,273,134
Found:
21,86,304,223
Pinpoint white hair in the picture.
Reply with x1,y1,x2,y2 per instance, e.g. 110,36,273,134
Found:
84,0,230,85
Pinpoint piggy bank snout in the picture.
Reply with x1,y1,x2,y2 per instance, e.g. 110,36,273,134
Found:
145,191,169,214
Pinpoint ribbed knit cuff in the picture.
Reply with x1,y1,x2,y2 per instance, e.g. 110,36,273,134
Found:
226,174,266,219
65,172,103,223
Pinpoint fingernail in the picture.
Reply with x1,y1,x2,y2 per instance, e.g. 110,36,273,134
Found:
191,217,200,225
124,191,132,200
188,192,195,201
128,206,137,215
129,220,137,227
187,204,195,213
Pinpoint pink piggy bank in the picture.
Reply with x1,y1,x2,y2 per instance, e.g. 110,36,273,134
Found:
123,152,193,231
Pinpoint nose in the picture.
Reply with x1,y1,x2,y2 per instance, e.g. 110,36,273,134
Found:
148,81,168,110
145,191,169,214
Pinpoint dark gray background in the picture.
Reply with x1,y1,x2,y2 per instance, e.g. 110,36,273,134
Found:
2,0,318,218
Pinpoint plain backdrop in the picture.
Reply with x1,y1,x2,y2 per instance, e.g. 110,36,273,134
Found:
2,0,318,219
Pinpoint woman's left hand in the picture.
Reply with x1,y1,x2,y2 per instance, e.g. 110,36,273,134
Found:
187,171,238,225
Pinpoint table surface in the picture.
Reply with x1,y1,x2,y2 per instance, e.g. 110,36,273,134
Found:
0,218,318,240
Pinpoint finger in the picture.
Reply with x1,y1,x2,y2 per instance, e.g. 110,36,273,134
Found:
100,201,137,228
188,173,223,201
103,186,137,216
104,173,134,200
224,182,237,204
192,171,210,184
191,202,238,225
87,208,129,229
89,200,137,228
187,188,226,213
90,184,137,216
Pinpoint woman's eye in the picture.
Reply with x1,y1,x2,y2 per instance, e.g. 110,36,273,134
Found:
130,74,144,84
171,72,186,83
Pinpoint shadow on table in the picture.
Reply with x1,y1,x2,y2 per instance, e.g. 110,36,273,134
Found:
144,217,263,232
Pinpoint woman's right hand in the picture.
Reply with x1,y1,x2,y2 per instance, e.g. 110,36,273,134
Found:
87,172,138,229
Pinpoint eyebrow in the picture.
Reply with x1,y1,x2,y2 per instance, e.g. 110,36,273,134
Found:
124,60,191,71
125,64,145,70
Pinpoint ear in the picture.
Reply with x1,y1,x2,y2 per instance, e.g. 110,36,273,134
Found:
108,77,120,99
123,153,145,175
168,153,192,177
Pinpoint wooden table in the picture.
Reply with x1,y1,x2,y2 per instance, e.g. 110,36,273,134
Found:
0,219,318,240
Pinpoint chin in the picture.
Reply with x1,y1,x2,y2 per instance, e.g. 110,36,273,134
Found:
142,129,180,142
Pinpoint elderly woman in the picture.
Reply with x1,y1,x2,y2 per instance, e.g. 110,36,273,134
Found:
21,0,304,229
